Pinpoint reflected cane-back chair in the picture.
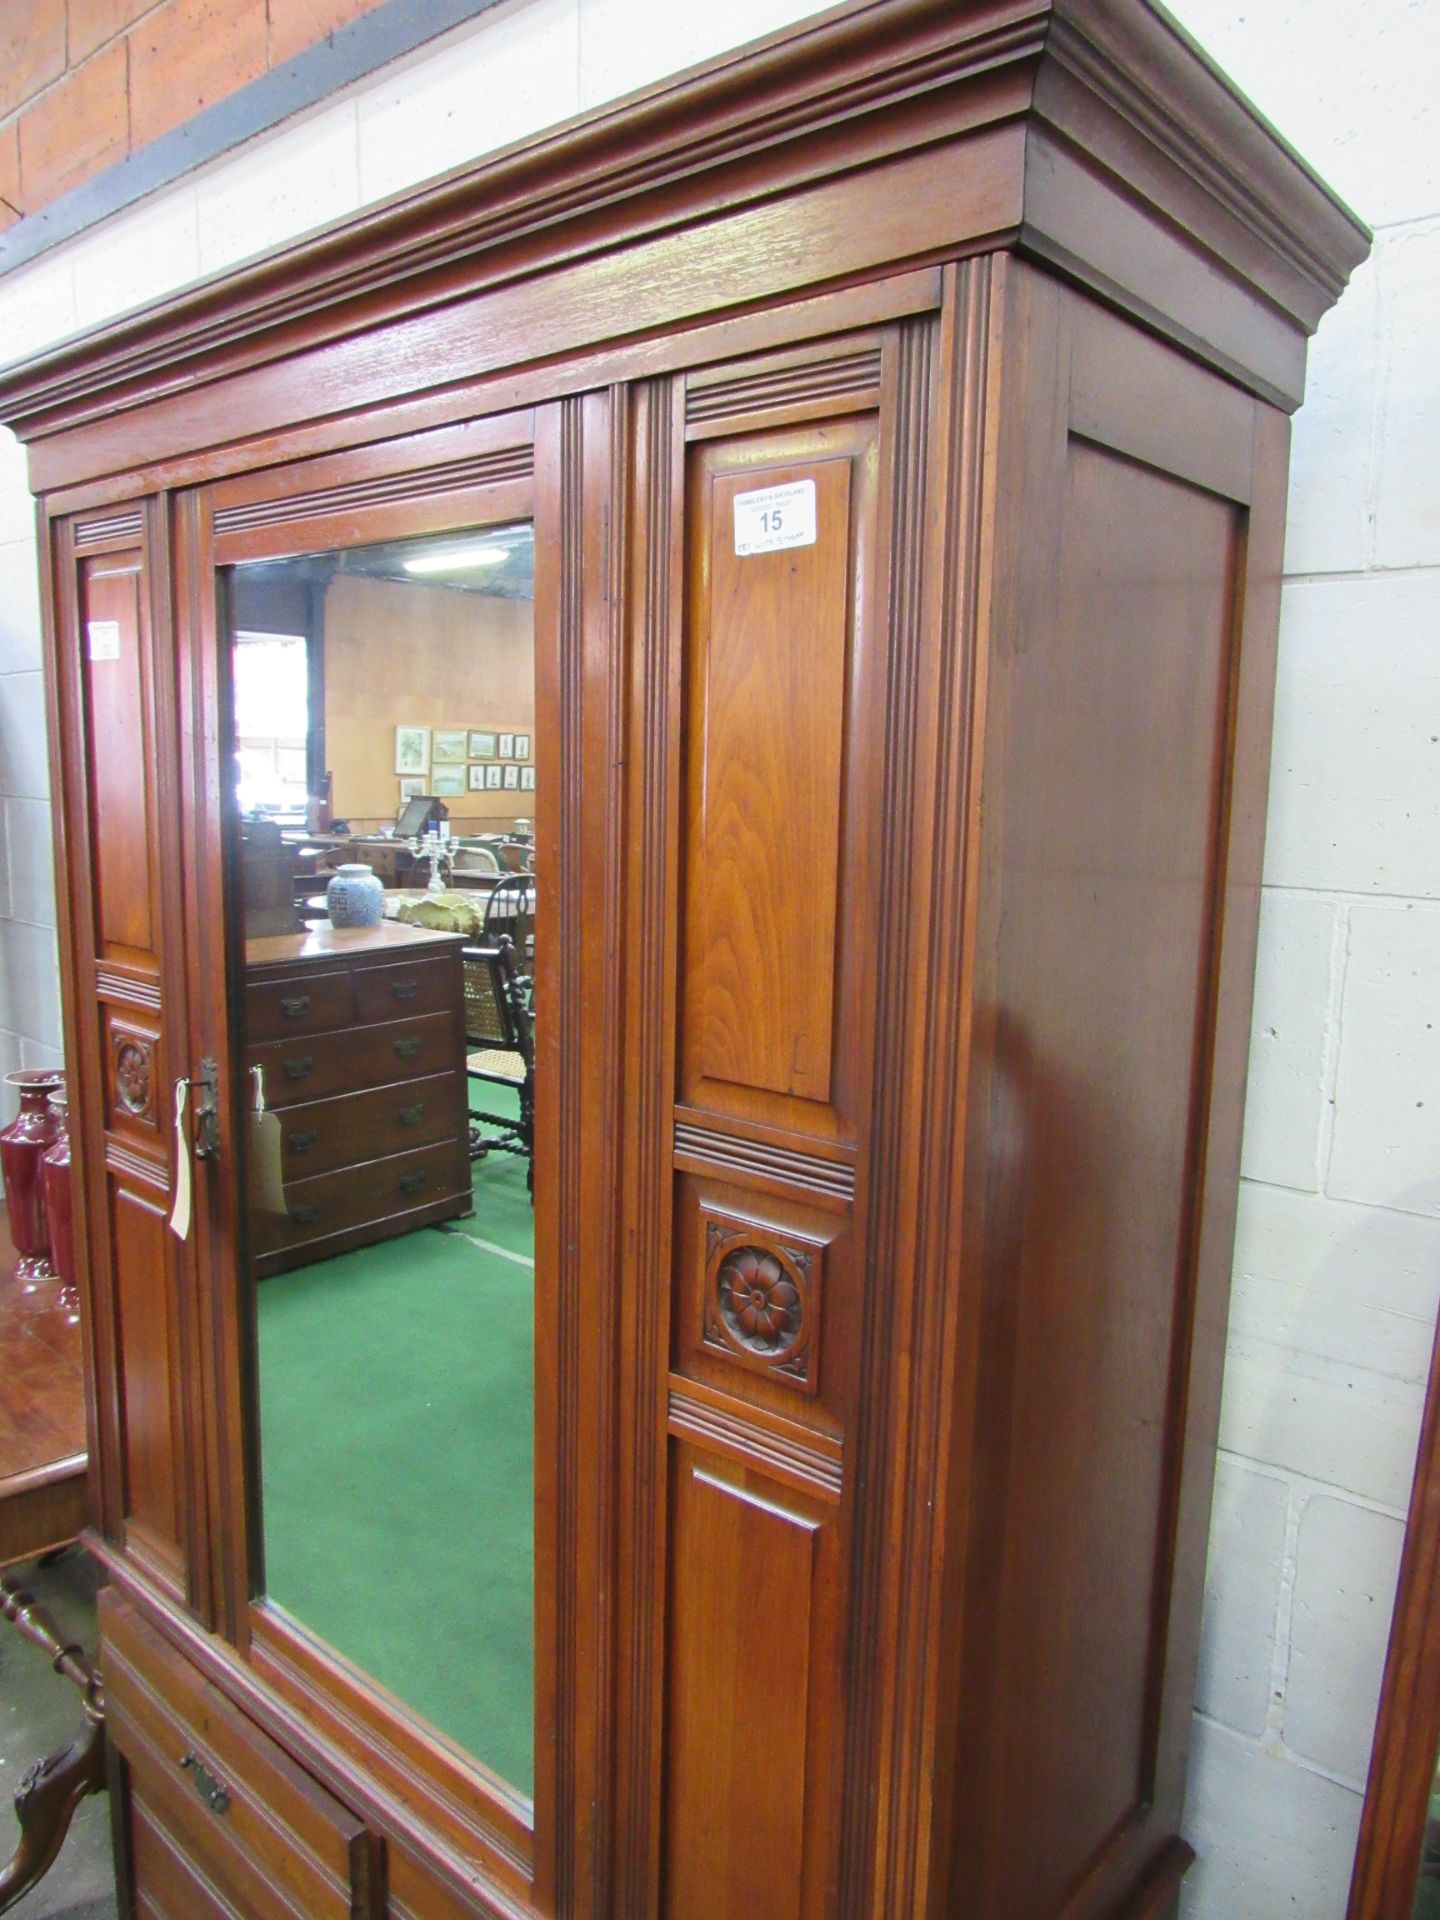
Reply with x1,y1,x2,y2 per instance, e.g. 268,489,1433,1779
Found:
461,935,534,1196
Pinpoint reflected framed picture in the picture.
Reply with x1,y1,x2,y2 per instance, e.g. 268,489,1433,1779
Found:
503,764,520,790
395,725,429,774
513,733,530,760
520,766,536,791
433,769,466,796
468,765,486,790
498,731,515,757
398,776,427,803
469,730,497,759
485,764,503,790
433,729,468,764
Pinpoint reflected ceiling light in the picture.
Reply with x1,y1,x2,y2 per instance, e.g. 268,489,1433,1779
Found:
403,544,508,574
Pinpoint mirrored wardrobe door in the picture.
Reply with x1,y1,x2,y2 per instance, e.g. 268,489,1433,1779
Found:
167,399,621,1895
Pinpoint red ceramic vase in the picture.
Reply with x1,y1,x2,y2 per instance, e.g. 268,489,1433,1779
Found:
42,1089,78,1317
1,1069,65,1284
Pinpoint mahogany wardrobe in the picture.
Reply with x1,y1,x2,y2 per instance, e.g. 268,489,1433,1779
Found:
0,2,1366,1917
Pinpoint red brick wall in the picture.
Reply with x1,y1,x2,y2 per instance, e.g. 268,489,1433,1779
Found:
0,0,390,234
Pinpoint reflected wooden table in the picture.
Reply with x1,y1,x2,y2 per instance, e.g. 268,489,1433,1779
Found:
0,1206,88,1568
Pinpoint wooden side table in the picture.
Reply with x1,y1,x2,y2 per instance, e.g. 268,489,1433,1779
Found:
0,1205,88,1569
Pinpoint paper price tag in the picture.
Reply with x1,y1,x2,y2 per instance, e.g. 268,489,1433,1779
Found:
87,620,121,662
733,480,817,556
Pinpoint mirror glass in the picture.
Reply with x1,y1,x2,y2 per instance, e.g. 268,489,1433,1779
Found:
224,522,537,1796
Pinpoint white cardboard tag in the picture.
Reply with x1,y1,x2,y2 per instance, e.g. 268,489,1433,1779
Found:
87,620,121,662
733,480,817,557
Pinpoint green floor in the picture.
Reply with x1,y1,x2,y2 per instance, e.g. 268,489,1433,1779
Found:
256,1080,534,1795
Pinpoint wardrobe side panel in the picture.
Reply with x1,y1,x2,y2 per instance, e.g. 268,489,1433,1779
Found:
947,264,1271,1920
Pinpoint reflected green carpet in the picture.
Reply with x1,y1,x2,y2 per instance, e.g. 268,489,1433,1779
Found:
257,1080,533,1795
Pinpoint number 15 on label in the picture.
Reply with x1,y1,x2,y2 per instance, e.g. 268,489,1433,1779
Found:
733,479,818,556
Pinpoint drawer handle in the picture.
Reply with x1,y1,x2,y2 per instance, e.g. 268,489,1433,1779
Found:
179,1750,231,1817
281,1056,315,1082
399,1171,429,1197
398,1101,425,1127
288,1128,318,1155
394,1038,420,1059
279,995,311,1020
391,980,420,1001
290,1203,320,1226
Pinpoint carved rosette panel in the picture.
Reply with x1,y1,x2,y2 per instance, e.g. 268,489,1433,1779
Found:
702,1220,820,1393
112,1035,154,1122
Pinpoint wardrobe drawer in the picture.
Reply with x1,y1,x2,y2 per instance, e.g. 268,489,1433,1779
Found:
254,1139,470,1258
276,1072,464,1177
131,1790,246,1919
249,1011,455,1108
246,969,352,1044
102,1592,381,1920
353,954,457,1024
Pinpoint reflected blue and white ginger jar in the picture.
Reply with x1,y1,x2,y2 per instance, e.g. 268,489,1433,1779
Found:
326,863,384,928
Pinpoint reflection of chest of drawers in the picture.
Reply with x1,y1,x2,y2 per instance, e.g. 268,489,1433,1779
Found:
243,923,471,1277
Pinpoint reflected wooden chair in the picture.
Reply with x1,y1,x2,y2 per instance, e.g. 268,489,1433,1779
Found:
480,871,536,963
461,937,534,1198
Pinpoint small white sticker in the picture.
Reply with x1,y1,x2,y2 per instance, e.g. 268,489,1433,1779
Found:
733,479,817,557
87,620,121,661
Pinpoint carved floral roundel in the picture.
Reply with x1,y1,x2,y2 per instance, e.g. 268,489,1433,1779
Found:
716,1245,804,1357
115,1041,152,1116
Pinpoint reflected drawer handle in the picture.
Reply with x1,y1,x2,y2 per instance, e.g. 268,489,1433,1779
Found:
391,980,420,1001
179,1750,231,1817
398,1102,425,1127
290,1203,320,1226
399,1171,429,1197
281,1056,315,1082
393,1039,420,1060
279,995,311,1019
287,1128,318,1155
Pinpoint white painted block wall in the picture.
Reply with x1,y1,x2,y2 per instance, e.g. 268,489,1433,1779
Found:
0,2,1435,1912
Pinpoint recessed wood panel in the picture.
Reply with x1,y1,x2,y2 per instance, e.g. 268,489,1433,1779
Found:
111,1180,182,1560
80,553,155,957
682,439,865,1114
663,1451,826,1920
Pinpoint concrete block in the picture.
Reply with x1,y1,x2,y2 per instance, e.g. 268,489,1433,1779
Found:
72,187,201,334
0,918,62,1051
1239,892,1337,1191
0,431,36,547
579,0,825,110
1281,255,1378,578
0,1030,21,1128
1263,574,1440,899
0,670,50,801
1374,222,1440,571
5,798,56,928
18,1036,64,1075
1164,0,1439,228
0,540,42,676
0,254,77,371
357,0,580,204
197,102,362,276
1286,1494,1406,1785
1180,1717,1362,1920
1230,1183,1440,1387
1194,1458,1288,1738
1328,904,1440,1216
1218,1334,1425,1511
